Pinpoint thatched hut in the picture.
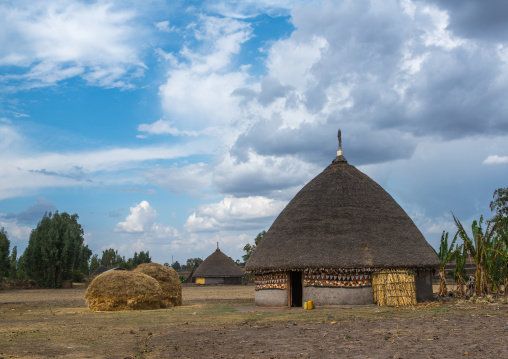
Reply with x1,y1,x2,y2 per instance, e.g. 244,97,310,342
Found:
133,262,182,307
90,265,108,279
193,245,244,285
85,270,163,311
245,131,439,306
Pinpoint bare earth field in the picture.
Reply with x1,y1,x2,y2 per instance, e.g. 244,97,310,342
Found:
1,284,507,358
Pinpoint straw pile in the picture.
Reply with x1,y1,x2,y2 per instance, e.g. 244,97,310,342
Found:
133,263,182,307
85,270,163,312
372,270,417,306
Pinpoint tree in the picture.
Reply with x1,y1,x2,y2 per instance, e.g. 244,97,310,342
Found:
242,230,266,262
0,227,10,278
490,187,508,225
125,251,151,269
20,212,91,288
186,257,203,271
100,248,124,268
171,261,181,270
89,254,100,274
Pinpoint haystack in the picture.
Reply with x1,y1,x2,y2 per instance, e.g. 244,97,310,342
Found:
133,263,182,307
85,270,163,311
245,130,439,307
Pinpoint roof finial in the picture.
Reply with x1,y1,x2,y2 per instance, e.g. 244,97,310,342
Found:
332,128,347,163
337,129,343,156
217,242,219,250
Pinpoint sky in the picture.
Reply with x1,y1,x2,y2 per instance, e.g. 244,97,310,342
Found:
1,0,507,266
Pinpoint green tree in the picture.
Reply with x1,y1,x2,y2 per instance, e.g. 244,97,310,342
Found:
20,212,91,288
125,251,151,269
242,230,266,262
171,261,181,270
89,254,100,274
490,187,508,225
100,248,124,268
0,227,10,278
186,257,203,271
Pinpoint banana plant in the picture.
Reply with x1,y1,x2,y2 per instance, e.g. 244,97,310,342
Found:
453,244,467,297
438,230,459,297
453,213,498,296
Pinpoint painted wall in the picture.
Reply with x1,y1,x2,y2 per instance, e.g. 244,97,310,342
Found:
255,289,287,306
303,286,374,305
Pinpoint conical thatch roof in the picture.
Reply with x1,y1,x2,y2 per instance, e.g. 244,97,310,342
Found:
245,156,439,272
90,265,108,278
193,248,244,278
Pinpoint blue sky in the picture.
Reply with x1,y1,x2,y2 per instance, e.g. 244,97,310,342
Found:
1,0,507,265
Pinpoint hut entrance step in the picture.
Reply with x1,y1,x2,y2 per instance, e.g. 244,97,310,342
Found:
289,271,303,307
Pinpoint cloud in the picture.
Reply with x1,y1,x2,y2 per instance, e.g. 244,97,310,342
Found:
0,219,32,242
137,119,199,137
483,155,508,164
0,0,147,90
114,200,179,239
154,20,174,32
158,15,252,133
2,197,57,225
144,163,213,195
423,0,508,41
0,135,209,199
213,151,320,198
184,196,287,232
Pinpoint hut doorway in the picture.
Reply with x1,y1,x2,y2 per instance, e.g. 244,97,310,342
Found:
289,271,303,307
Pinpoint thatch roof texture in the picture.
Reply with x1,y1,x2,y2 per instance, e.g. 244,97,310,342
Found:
245,159,439,272
133,263,182,307
193,249,244,278
85,270,163,311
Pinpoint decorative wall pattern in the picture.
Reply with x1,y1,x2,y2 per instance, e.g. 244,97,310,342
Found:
303,271,371,288
255,273,287,290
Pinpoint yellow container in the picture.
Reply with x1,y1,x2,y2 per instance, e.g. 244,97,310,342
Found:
303,302,308,310
307,300,314,310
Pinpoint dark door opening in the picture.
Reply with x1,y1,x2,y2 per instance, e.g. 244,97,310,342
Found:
290,271,303,307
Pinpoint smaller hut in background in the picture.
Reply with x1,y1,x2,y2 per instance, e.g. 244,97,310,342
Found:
90,265,108,279
193,244,244,285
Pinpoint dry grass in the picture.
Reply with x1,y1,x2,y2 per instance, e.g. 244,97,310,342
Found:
1,284,507,358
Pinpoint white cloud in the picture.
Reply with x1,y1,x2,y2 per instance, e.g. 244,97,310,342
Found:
158,15,252,133
137,119,199,137
0,218,32,242
0,0,146,89
154,20,173,32
0,137,210,199
144,163,212,195
213,151,320,198
114,200,179,239
184,196,287,232
483,155,508,164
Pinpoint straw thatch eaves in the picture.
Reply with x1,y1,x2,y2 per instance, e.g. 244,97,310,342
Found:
193,248,244,278
245,158,439,273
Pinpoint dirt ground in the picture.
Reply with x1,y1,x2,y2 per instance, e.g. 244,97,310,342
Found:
1,284,507,358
